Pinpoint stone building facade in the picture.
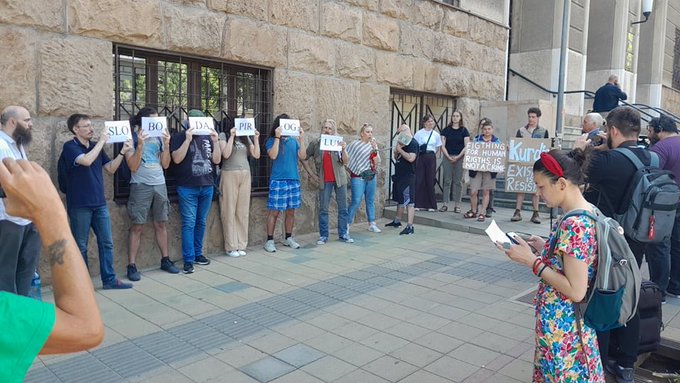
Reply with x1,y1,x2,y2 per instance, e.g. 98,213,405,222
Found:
0,0,508,282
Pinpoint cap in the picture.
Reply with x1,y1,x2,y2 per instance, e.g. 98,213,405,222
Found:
188,109,205,117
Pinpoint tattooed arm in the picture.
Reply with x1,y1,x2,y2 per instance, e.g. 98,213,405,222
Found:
0,158,104,354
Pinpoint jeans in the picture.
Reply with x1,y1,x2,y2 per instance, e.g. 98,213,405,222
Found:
348,176,376,224
68,206,117,285
0,221,41,295
319,182,349,238
665,212,680,294
177,185,213,264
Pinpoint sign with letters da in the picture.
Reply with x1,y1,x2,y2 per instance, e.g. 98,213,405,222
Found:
234,118,256,136
141,116,167,138
279,119,300,137
505,138,551,193
462,141,506,173
320,134,343,152
188,117,215,135
105,120,132,143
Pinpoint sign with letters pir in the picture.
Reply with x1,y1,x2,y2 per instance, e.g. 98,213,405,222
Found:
462,141,507,173
504,138,551,193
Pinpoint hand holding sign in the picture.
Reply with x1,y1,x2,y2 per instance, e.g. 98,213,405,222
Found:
234,118,256,136
279,119,300,137
320,134,343,152
188,117,215,136
141,116,168,138
104,120,133,144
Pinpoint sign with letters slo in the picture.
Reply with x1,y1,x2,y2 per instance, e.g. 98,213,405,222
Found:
319,134,343,152
234,118,256,136
504,138,551,193
462,141,507,173
105,120,132,143
141,116,167,138
279,119,300,137
188,117,215,135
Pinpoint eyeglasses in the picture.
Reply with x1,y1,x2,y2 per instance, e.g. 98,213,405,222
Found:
76,123,92,129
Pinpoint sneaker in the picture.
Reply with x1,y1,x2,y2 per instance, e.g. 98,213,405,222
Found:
227,250,241,258
194,255,211,265
264,239,277,253
368,223,382,233
283,237,301,249
183,262,194,274
385,220,402,228
339,234,354,243
126,264,141,281
103,278,133,290
511,209,522,222
485,209,493,218
399,225,414,235
530,210,541,224
317,236,328,245
605,361,634,383
666,289,680,298
238,250,247,256
160,258,180,274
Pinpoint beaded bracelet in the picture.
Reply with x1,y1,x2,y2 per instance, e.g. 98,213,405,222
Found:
531,258,542,275
537,264,549,278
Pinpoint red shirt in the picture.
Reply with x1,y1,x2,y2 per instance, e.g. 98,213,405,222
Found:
322,151,336,183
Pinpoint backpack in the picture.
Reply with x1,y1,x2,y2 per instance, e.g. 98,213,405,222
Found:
57,151,69,194
603,148,680,243
549,207,641,332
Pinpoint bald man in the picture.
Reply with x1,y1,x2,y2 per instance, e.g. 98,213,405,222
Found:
0,106,41,296
593,74,627,116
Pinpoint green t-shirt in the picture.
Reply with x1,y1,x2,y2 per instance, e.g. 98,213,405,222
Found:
0,291,55,383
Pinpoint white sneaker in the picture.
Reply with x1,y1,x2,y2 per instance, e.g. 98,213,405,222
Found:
368,223,382,233
227,250,241,258
339,235,354,243
238,250,247,256
283,237,301,249
264,240,277,253
316,236,328,245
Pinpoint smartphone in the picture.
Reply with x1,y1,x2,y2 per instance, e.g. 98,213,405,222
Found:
506,232,520,245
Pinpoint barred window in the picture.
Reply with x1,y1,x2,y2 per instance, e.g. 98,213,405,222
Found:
674,28,680,90
113,45,273,202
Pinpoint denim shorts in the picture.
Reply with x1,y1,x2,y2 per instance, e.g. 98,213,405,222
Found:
267,180,301,211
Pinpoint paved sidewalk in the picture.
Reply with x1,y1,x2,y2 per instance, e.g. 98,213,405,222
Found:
26,207,680,383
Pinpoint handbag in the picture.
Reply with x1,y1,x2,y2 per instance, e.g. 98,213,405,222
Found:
419,129,434,154
360,169,376,181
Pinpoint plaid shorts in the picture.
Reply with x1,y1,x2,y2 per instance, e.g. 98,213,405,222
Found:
267,180,301,211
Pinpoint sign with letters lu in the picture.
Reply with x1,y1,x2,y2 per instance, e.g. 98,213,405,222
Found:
505,138,551,193
279,119,300,137
141,116,167,138
105,120,133,144
188,117,214,135
320,134,343,152
234,118,256,136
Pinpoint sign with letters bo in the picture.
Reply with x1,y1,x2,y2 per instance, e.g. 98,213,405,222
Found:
105,120,133,144
279,119,300,137
188,117,215,135
320,134,343,152
234,118,256,136
141,116,167,138
505,138,551,193
462,141,506,173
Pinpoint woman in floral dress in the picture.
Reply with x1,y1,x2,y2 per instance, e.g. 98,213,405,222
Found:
499,148,605,383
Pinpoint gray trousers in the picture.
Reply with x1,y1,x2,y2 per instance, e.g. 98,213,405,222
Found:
0,220,41,296
441,159,464,204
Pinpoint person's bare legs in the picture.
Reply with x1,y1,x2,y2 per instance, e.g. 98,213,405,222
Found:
481,190,490,214
395,206,404,221
470,190,479,213
153,221,169,259
406,205,415,225
512,193,525,221
284,209,295,235
128,224,144,265
267,210,280,236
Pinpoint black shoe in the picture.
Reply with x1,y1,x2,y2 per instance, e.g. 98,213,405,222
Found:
103,278,133,289
126,264,141,281
385,220,402,228
183,263,194,274
161,258,179,274
605,361,634,383
399,225,414,235
485,209,493,218
194,255,211,265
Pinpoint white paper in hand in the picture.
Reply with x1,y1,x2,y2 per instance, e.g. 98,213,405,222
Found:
485,219,511,246
105,120,133,143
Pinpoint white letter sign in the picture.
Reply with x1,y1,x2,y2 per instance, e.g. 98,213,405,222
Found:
189,117,214,135
280,119,300,137
319,134,343,152
141,116,167,138
105,120,132,143
234,118,256,136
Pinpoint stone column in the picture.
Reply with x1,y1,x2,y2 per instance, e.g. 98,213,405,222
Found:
636,0,668,109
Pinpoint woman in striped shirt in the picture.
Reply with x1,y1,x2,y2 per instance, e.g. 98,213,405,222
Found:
346,123,381,233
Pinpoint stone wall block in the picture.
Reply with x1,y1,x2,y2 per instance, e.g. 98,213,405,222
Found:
423,64,442,93
380,0,414,20
0,27,37,112
399,23,434,60
336,42,374,80
457,97,481,132
468,17,496,48
288,32,336,76
38,37,112,118
438,66,469,96
408,1,443,29
223,18,287,67
375,51,413,88
270,0,319,33
433,32,463,66
68,0,162,46
315,77,360,133
345,0,379,11
482,47,505,75
163,5,225,57
0,0,63,32
359,82,390,135
207,0,268,21
461,41,484,73
320,2,362,43
362,12,399,51
273,70,316,131
443,9,469,38
24,118,58,174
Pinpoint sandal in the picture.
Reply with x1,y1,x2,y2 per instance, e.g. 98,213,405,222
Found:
463,210,477,219
439,205,448,212
477,214,485,222
453,206,461,214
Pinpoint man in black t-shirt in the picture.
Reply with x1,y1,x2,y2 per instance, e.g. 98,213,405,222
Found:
386,124,418,235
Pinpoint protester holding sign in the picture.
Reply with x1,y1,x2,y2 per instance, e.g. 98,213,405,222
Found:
263,113,306,253
302,119,353,245
124,107,178,281
413,115,442,212
439,111,470,214
386,124,419,235
61,113,133,289
218,119,260,258
464,120,500,222
347,123,382,233
170,109,221,274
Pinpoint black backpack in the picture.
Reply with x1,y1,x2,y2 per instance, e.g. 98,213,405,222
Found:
57,151,69,194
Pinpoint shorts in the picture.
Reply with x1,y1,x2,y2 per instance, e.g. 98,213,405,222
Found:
393,175,415,206
267,179,301,211
127,183,169,224
469,172,495,193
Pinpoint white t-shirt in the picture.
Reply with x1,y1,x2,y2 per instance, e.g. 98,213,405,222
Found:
413,129,442,153
0,131,30,225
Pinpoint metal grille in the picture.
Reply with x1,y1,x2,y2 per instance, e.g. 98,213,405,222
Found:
674,28,680,91
112,45,273,202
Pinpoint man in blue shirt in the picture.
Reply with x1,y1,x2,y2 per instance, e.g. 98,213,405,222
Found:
61,113,133,289
593,75,628,115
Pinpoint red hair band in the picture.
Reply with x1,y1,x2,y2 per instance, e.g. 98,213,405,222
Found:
540,152,564,178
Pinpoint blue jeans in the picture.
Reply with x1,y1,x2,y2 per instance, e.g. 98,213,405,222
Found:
319,182,349,238
68,206,117,285
177,185,213,264
651,212,680,294
348,176,376,224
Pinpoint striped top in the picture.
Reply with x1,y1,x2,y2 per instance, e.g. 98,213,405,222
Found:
346,140,374,175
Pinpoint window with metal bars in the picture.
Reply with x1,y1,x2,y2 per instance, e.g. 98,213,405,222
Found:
674,28,680,91
112,45,273,202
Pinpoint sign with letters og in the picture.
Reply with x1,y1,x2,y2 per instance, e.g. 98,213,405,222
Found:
279,119,300,137
320,134,343,152
141,116,167,138
505,138,551,193
105,120,132,143
462,141,506,173
188,117,215,135
234,118,256,136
